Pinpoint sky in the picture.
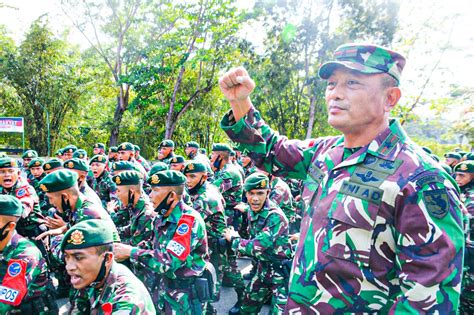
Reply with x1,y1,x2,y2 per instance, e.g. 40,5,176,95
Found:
1,0,473,121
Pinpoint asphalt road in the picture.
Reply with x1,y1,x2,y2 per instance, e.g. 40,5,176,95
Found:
57,258,271,315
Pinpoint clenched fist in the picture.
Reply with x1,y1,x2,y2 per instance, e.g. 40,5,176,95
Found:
219,66,255,121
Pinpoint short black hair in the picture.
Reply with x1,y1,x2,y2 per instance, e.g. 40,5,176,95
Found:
96,243,113,255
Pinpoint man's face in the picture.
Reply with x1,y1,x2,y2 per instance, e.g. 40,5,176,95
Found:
118,150,133,161
245,189,268,212
185,172,206,190
62,152,73,160
242,156,251,167
170,163,184,172
46,192,66,212
134,151,140,159
90,162,106,178
93,148,102,155
445,158,459,167
0,168,20,189
30,166,44,178
185,147,196,158
64,247,107,289
116,185,131,206
325,68,391,136
23,158,32,167
455,172,473,187
149,187,169,208
158,147,172,159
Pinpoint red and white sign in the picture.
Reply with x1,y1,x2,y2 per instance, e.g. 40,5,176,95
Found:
0,117,24,133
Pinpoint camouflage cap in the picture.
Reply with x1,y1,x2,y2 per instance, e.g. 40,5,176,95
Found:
147,170,186,187
185,141,200,149
133,145,141,152
64,158,89,172
61,219,114,251
43,158,63,171
73,149,88,159
444,152,462,160
319,43,406,84
170,155,185,164
212,143,232,153
159,139,175,148
94,143,106,150
148,162,169,176
112,161,136,172
112,170,141,186
0,195,23,217
183,161,206,174
118,142,134,152
90,154,108,164
39,169,78,193
108,146,118,153
244,172,270,191
28,158,45,169
22,150,38,159
0,157,19,169
454,161,474,174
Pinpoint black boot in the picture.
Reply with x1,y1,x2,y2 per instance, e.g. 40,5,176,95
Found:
229,288,244,315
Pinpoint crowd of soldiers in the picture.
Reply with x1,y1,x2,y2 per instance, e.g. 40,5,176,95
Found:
0,43,473,314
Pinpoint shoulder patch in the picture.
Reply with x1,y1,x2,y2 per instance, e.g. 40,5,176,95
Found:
423,189,449,219
166,214,195,261
1,259,27,306
15,188,29,199
416,175,445,188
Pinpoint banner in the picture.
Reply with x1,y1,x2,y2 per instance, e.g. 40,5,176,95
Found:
0,117,24,133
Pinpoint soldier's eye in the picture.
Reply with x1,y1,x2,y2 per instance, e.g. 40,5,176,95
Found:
347,80,359,86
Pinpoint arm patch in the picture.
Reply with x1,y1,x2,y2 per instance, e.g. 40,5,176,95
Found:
166,214,195,261
0,259,27,306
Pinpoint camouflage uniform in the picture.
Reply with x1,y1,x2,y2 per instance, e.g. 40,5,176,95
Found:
221,107,465,313
92,170,117,209
27,172,52,216
459,176,474,312
269,176,294,222
137,155,151,172
117,196,155,247
79,182,102,207
0,233,57,314
130,200,209,313
231,199,292,314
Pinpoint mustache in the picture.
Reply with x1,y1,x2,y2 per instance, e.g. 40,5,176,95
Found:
328,101,349,110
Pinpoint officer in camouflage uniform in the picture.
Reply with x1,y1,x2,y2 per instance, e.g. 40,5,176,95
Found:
21,150,38,180
114,170,211,314
184,161,227,314
219,44,465,313
185,141,213,175
73,149,95,189
107,146,119,169
169,155,186,172
454,161,474,312
62,219,155,314
43,158,63,174
61,145,77,161
157,139,176,165
92,143,106,156
117,142,147,178
0,196,58,314
27,158,52,216
134,145,151,172
63,158,102,207
90,154,117,209
241,152,257,178
225,173,293,314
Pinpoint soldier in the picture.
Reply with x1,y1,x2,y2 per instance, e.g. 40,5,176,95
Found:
107,146,119,166
184,161,227,314
43,158,63,175
224,173,292,314
54,149,63,160
61,145,77,161
219,44,465,312
27,158,52,216
92,143,106,156
73,149,95,188
63,158,102,207
114,170,211,314
169,155,186,172
209,143,245,301
117,142,147,178
157,139,176,164
185,141,213,174
90,154,117,209
134,144,151,172
0,196,58,314
62,219,155,314
21,150,38,179
444,152,462,168
454,161,474,313
72,149,88,160
241,152,257,178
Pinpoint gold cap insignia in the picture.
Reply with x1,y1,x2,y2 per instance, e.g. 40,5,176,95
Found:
260,180,266,188
94,144,98,148
67,230,85,245
121,144,126,150
27,153,33,157
45,164,51,170
40,184,48,192
460,164,468,171
188,163,194,170
115,177,121,184
34,161,41,166
151,175,160,185
67,162,74,168
113,164,116,169
98,156,103,162
172,158,177,163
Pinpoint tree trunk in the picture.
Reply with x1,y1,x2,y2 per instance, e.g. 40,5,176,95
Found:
109,86,128,146
306,95,317,139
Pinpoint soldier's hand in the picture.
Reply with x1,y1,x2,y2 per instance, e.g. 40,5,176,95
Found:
45,214,66,229
234,203,248,213
223,227,240,242
107,200,118,213
219,67,255,121
114,243,133,262
289,233,300,242
35,226,66,241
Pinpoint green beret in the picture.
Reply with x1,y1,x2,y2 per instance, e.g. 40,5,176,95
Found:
109,146,118,153
183,162,206,174
147,170,185,187
465,152,474,161
28,158,45,169
43,158,63,171
458,151,468,157
185,141,199,149
444,152,462,160
61,219,114,251
55,149,63,156
0,157,19,169
22,150,38,159
212,143,232,152
112,170,141,186
0,195,23,217
94,143,106,150
64,158,89,172
118,142,134,151
148,162,169,176
39,169,78,193
73,149,88,159
63,144,78,154
440,163,452,174
90,155,108,164
454,161,474,174
159,139,175,148
244,173,270,191
198,148,207,155
319,43,406,84
134,145,141,152
112,161,136,172
170,155,185,164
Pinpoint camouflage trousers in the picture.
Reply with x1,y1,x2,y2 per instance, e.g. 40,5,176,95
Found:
210,249,225,300
241,263,288,315
223,207,245,291
159,279,204,314
460,246,474,313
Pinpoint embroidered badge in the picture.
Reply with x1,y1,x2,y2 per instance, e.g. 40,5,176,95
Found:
7,262,22,277
151,175,160,185
423,189,449,219
40,184,48,192
260,180,266,188
460,164,468,171
177,223,189,235
45,164,51,170
187,163,194,171
16,188,27,198
98,156,103,162
66,162,74,168
115,177,121,184
34,161,41,166
67,230,85,245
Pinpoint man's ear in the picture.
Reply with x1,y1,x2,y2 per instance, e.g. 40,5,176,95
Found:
384,87,401,112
